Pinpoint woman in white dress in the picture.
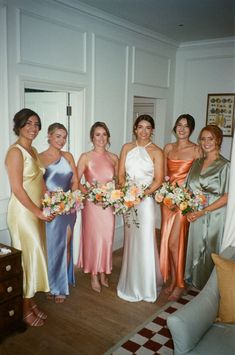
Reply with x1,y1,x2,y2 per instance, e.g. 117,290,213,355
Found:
117,115,163,302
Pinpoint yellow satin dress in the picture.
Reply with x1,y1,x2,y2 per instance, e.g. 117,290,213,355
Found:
7,144,49,298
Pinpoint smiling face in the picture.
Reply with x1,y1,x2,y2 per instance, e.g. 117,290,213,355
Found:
135,120,153,141
19,115,40,141
48,128,67,150
199,130,218,154
92,126,108,148
175,118,191,140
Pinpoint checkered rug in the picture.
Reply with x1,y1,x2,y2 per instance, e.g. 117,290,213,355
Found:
105,289,199,355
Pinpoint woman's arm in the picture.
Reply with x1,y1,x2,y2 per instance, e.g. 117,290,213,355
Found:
63,151,79,191
187,193,228,222
118,144,128,187
5,147,51,221
77,153,89,194
144,147,164,195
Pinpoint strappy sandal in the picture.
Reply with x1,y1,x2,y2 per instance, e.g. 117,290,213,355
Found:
23,312,44,327
31,304,47,320
55,295,66,304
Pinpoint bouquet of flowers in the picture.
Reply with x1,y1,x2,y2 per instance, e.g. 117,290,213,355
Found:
84,180,120,209
85,175,146,227
42,188,84,217
155,176,207,215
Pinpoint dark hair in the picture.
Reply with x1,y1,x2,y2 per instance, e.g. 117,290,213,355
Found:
173,114,195,135
48,122,68,135
133,114,155,136
90,122,111,145
198,124,223,149
13,108,41,136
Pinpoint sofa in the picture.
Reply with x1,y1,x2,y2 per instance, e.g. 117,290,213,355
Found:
167,246,235,355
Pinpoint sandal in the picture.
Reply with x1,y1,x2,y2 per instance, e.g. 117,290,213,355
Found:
55,295,66,304
31,304,47,320
100,276,109,288
23,312,44,327
168,287,185,302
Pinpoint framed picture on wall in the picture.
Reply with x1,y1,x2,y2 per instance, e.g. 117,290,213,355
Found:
206,93,235,137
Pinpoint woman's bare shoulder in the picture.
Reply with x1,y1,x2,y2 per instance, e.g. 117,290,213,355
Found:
150,142,163,154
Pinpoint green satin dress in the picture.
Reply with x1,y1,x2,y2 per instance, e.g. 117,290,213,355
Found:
185,155,230,290
7,144,49,298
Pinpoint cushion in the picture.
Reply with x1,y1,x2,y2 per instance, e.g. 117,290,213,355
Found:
211,253,235,323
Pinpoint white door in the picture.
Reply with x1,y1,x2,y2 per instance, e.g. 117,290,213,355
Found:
24,90,84,263
24,92,69,152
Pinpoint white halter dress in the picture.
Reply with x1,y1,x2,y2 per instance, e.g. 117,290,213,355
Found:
117,142,162,302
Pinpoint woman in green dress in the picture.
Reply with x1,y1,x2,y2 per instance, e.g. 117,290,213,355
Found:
185,125,230,290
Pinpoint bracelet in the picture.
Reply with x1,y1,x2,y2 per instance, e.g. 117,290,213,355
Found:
204,210,210,215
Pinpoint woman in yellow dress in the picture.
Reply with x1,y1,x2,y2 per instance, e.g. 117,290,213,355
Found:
5,108,53,327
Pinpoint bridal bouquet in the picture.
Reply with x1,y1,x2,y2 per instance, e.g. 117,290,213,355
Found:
155,176,207,215
42,188,84,216
85,175,146,227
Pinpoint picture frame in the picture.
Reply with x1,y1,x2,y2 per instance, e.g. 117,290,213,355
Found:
206,93,235,137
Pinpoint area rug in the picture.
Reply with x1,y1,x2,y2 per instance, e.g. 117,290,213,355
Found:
105,289,199,355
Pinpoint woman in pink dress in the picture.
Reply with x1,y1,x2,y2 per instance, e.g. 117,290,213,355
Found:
160,114,201,301
77,122,119,292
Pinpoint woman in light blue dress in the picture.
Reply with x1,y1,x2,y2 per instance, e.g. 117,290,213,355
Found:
117,115,163,302
39,123,78,303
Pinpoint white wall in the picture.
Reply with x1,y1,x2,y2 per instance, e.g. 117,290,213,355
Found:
173,38,235,159
0,0,177,247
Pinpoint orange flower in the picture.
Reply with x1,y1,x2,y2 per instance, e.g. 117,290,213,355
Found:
95,193,103,202
163,197,174,207
124,200,134,208
59,202,65,211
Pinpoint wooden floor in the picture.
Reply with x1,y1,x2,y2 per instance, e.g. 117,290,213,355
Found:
1,234,169,355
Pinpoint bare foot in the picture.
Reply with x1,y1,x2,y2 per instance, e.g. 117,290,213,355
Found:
91,275,101,293
55,295,66,304
164,283,175,295
31,304,47,320
168,287,185,301
100,273,109,287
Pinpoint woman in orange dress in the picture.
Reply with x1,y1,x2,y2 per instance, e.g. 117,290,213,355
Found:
160,114,201,301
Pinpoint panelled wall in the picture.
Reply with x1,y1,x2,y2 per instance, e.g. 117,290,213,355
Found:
174,38,235,159
0,0,177,247
1,0,235,248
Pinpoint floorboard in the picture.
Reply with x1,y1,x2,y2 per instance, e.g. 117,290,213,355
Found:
0,231,169,355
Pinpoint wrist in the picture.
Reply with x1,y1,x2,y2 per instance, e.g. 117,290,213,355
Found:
204,209,210,215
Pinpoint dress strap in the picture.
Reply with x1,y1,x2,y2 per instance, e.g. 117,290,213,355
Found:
135,141,152,149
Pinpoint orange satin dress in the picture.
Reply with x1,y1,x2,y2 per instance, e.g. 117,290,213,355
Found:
160,158,194,288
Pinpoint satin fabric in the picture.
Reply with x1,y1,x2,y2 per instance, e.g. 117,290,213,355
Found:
117,144,163,302
44,156,76,296
78,151,115,274
185,156,230,289
7,144,49,298
160,159,194,288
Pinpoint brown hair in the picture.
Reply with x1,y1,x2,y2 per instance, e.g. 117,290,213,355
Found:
198,124,223,149
173,114,195,136
48,122,68,136
13,108,41,136
90,121,110,146
133,114,155,137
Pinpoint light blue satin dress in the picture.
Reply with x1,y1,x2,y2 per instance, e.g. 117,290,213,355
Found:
117,143,163,302
44,156,76,296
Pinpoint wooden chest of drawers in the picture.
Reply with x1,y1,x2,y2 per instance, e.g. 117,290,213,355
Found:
0,243,23,335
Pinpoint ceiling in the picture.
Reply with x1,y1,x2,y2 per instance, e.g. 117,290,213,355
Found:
75,0,235,43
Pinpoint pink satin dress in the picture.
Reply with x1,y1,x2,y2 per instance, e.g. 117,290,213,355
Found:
160,158,194,288
78,151,115,275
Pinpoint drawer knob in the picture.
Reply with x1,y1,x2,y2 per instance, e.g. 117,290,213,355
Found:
8,310,15,317
5,264,12,272
7,286,13,293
